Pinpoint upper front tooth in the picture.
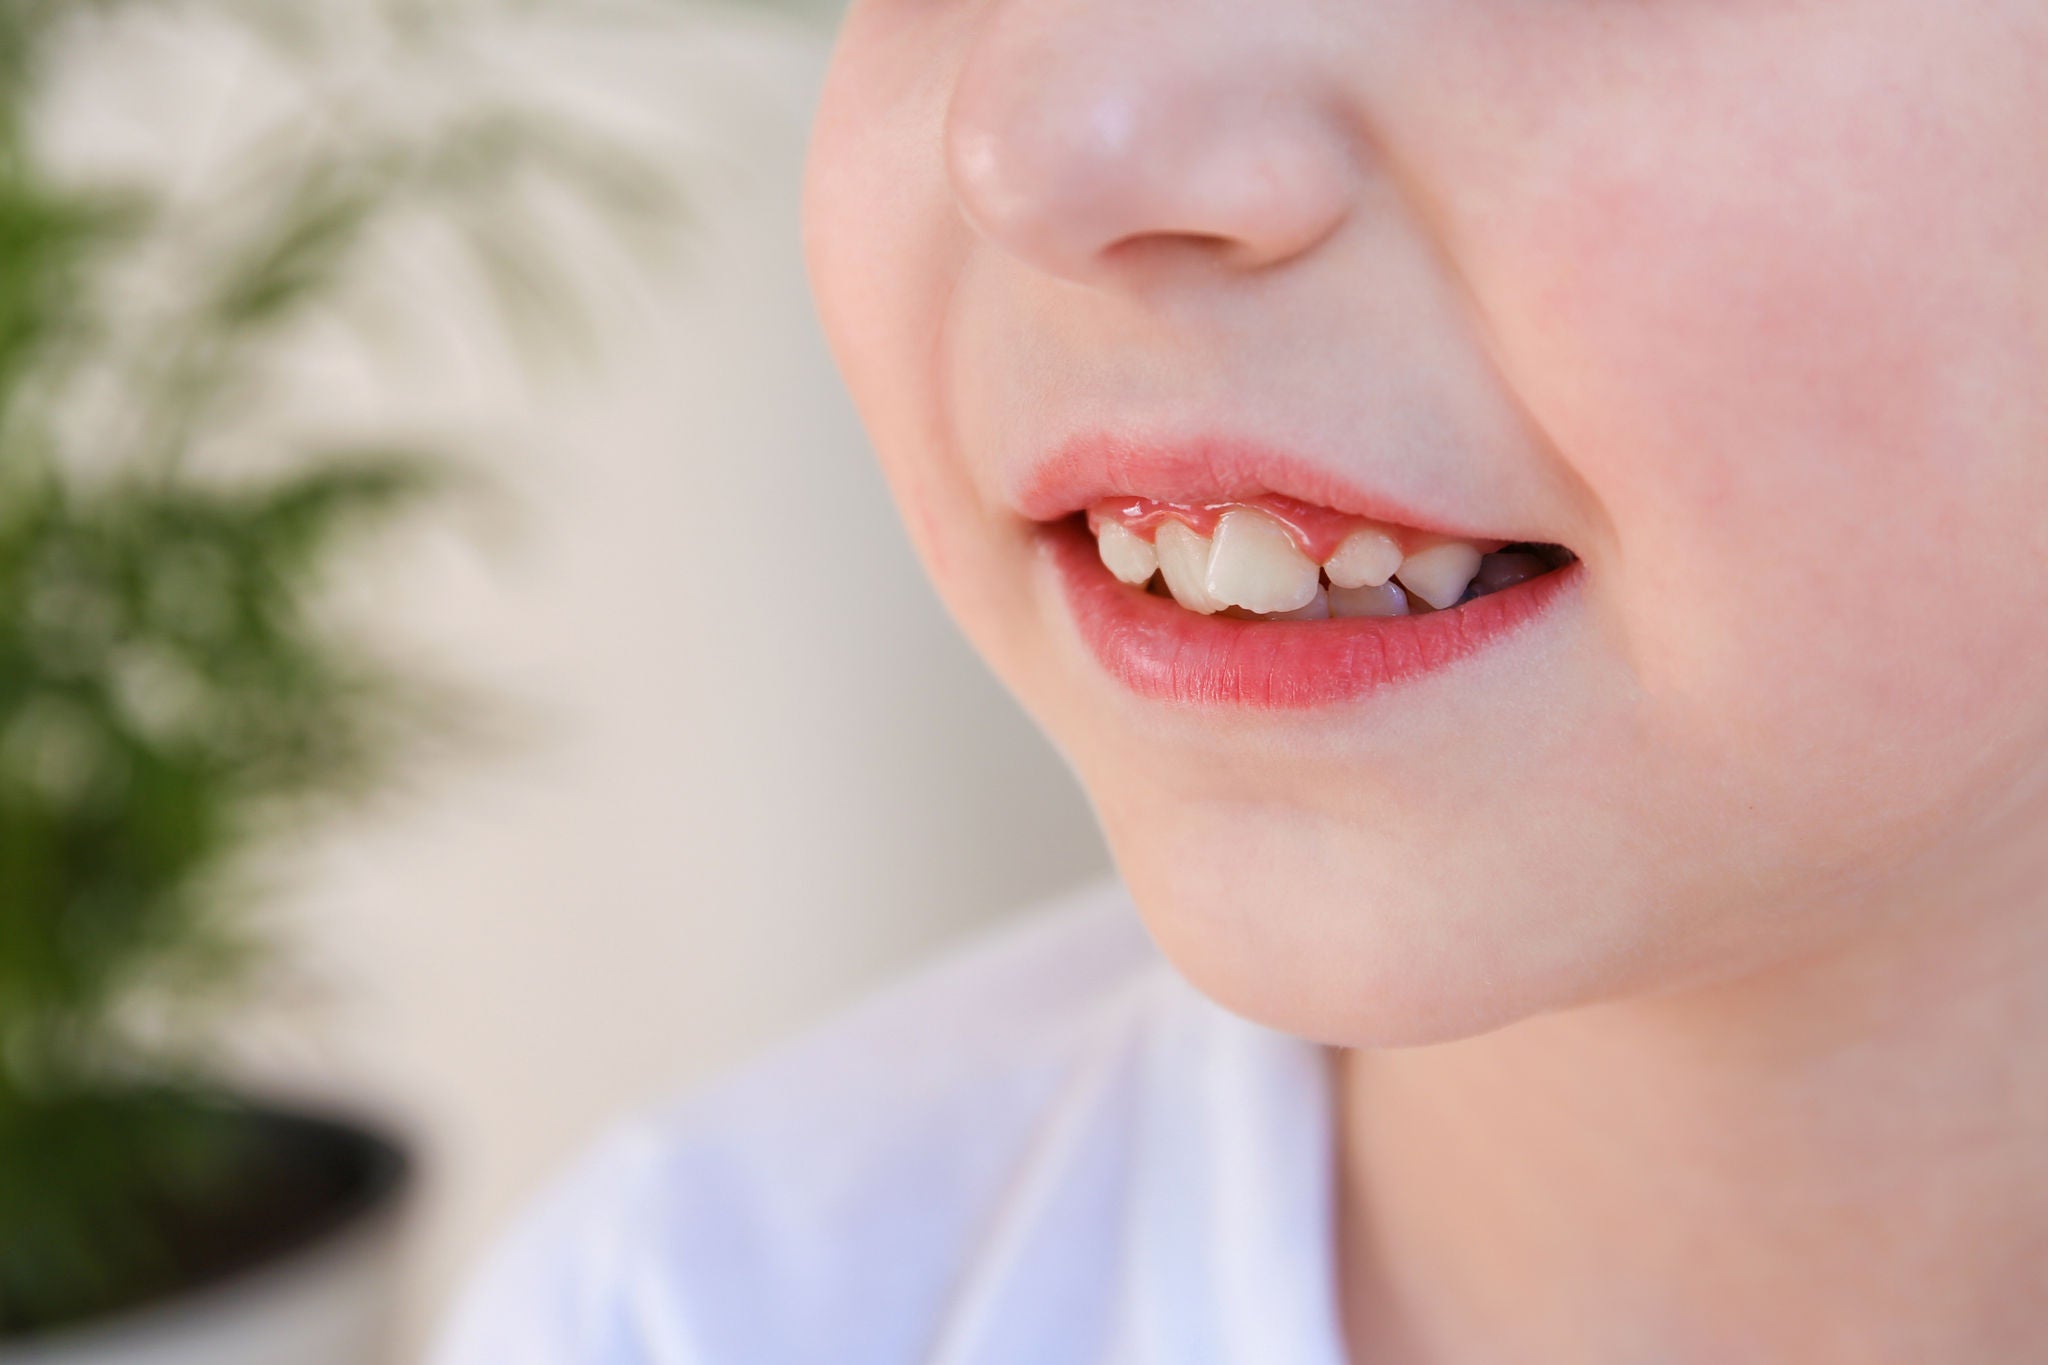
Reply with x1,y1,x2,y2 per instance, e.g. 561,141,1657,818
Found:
1095,519,1158,585
1155,520,1225,614
1394,540,1484,610
1323,527,1403,589
1204,508,1319,614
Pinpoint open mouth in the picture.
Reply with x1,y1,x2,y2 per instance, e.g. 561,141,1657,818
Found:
1079,493,1577,620
1015,432,1583,708
1038,492,1582,709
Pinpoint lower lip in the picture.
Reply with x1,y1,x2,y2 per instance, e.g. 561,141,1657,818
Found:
1041,518,1581,709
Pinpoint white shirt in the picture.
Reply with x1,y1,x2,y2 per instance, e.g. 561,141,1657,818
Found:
427,877,1350,1365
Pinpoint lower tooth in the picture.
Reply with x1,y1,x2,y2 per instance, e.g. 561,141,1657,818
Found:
1328,581,1410,618
1266,588,1330,621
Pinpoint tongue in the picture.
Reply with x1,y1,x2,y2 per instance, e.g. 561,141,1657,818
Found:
1471,551,1552,595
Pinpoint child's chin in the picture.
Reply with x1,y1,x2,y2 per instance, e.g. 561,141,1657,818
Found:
1107,818,1632,1050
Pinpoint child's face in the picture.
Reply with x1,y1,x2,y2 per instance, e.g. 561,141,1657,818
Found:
802,1,2048,1044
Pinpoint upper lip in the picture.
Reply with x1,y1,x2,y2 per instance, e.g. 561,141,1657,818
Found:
1011,429,1503,540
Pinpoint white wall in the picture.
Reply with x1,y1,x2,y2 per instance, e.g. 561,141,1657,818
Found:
37,4,1108,1358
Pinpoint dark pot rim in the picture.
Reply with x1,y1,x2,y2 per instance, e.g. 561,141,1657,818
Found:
220,1095,414,1265
3,1091,414,1353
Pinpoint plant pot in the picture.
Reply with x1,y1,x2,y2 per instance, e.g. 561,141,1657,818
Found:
0,1103,412,1365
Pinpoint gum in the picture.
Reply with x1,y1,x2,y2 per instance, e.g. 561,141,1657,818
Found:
1085,494,1502,564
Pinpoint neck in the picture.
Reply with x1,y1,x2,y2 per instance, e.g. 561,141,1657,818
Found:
1333,876,2048,1365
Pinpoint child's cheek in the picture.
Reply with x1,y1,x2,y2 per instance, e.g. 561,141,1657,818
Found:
1480,11,2048,831
805,36,992,607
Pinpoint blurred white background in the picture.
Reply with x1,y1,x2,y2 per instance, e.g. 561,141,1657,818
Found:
35,2,1109,1357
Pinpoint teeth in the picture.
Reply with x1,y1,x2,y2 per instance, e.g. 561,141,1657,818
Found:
1328,581,1411,618
1394,541,1484,610
1154,520,1226,614
1095,519,1159,585
1322,527,1403,589
1267,587,1330,621
1096,500,1551,620
1204,508,1320,614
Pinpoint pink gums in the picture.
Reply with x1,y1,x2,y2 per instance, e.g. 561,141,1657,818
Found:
1085,494,1503,562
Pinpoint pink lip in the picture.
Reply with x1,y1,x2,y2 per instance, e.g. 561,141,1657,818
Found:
1043,521,1580,708
1014,430,1502,541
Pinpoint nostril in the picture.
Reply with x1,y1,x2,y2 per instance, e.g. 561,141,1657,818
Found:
1099,230,1259,275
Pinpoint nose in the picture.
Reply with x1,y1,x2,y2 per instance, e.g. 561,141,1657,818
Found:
944,2,1358,288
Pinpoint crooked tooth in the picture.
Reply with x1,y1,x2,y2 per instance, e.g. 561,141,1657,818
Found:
1328,581,1410,618
1204,508,1319,614
1155,520,1225,614
1395,541,1483,610
1095,519,1158,586
1323,526,1403,589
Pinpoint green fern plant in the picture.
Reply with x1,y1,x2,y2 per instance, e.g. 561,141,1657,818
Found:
0,0,667,1337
